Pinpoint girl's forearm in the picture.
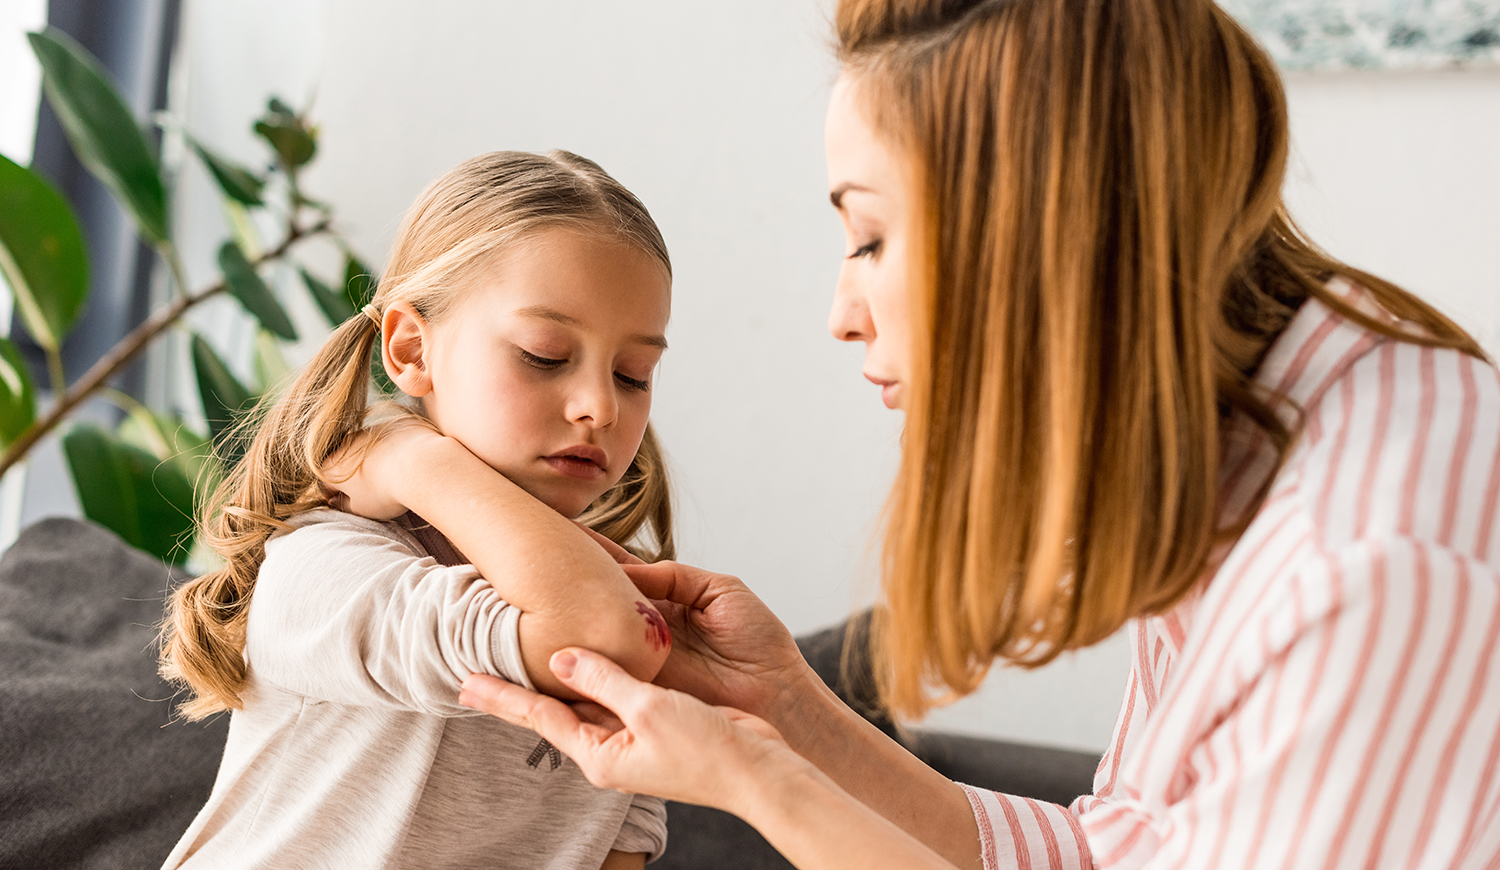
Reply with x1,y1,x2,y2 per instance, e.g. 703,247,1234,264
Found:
764,670,984,869
734,750,961,870
394,436,666,693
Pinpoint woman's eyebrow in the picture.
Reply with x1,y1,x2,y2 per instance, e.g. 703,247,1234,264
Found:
515,304,667,349
829,182,876,209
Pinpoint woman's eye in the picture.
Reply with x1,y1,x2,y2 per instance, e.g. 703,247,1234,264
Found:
519,350,566,369
615,372,651,393
846,239,882,260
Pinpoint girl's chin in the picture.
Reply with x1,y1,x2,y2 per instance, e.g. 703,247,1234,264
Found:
536,486,611,520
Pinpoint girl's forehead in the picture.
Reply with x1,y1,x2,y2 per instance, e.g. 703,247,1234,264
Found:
453,229,671,332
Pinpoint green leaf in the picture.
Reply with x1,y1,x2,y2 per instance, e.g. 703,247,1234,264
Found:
187,136,264,206
0,338,37,448
63,422,197,565
0,153,88,350
118,406,218,501
300,266,354,326
253,329,293,394
344,255,377,311
190,334,255,458
223,199,262,259
28,28,169,243
253,97,316,171
218,242,297,340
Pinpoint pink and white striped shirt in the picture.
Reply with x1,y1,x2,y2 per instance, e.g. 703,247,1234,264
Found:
963,280,1500,869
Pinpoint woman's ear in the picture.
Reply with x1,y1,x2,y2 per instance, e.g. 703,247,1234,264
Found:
382,301,434,397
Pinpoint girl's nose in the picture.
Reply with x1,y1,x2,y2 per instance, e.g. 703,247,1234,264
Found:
566,370,618,429
828,273,874,344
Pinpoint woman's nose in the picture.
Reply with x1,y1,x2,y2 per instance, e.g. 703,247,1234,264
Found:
828,274,874,344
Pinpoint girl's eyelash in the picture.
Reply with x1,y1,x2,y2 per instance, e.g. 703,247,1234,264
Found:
847,239,882,259
522,348,650,392
519,350,566,369
615,372,651,393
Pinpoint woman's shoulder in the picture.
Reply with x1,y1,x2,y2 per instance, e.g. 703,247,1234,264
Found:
1289,335,1500,561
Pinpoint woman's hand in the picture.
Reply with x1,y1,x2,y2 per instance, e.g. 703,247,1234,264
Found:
460,648,795,812
461,648,961,870
322,417,445,520
621,560,818,724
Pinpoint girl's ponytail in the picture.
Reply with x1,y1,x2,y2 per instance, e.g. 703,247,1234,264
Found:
161,311,381,719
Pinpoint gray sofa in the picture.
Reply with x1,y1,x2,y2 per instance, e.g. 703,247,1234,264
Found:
0,518,1098,869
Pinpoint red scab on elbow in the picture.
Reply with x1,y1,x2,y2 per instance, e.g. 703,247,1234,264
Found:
636,601,671,651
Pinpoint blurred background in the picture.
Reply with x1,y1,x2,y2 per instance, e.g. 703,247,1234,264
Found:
2,0,1497,753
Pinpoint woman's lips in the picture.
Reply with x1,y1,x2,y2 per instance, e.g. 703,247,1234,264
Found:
544,446,607,480
864,373,899,409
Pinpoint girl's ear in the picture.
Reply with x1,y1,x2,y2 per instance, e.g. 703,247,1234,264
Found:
382,301,434,397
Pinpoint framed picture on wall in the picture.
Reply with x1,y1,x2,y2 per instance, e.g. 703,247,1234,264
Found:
1222,0,1500,70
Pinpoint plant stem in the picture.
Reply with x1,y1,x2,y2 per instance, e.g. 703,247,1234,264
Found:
100,385,153,419
44,347,65,397
160,240,192,302
0,219,331,478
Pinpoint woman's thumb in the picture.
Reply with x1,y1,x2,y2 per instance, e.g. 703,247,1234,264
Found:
550,647,636,708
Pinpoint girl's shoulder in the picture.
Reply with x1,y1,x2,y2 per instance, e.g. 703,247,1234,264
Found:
265,508,431,568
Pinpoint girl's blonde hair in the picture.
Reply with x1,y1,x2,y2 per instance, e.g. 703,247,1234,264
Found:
836,0,1487,717
161,150,675,720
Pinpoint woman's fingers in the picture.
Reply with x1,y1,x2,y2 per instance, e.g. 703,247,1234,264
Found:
572,700,626,732
573,523,645,565
621,560,729,608
458,673,608,753
549,648,645,715
464,649,796,811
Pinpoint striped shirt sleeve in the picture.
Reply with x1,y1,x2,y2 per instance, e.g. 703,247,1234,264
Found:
962,540,1500,870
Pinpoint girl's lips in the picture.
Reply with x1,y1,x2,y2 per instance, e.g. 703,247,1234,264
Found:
544,446,607,480
544,456,607,480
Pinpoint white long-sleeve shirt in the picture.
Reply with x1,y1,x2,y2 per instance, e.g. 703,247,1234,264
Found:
964,281,1500,869
163,510,667,869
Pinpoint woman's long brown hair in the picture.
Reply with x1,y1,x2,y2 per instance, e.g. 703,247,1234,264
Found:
837,0,1487,717
160,151,675,720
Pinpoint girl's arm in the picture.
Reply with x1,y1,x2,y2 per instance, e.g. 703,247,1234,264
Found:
328,424,670,697
599,851,645,870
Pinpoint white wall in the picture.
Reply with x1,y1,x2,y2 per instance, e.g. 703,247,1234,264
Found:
164,2,1500,753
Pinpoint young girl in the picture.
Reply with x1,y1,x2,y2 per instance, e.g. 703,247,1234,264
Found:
159,150,677,869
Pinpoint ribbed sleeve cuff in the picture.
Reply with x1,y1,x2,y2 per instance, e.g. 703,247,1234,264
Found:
486,598,533,690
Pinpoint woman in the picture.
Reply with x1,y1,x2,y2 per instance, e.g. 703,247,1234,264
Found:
456,0,1500,866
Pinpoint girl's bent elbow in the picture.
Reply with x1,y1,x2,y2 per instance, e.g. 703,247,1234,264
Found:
603,600,671,683
518,600,670,696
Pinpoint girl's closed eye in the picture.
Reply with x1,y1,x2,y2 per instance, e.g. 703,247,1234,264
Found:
847,238,882,259
519,349,567,370
615,371,651,392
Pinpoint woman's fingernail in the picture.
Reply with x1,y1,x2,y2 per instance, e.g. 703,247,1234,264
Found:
552,651,578,679
458,689,477,709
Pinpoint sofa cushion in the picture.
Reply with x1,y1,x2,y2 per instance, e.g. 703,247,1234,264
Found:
0,517,227,870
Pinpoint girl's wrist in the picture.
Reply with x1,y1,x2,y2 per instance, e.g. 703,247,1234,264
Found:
392,431,477,505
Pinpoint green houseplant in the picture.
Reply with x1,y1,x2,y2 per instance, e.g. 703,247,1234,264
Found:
0,27,377,565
